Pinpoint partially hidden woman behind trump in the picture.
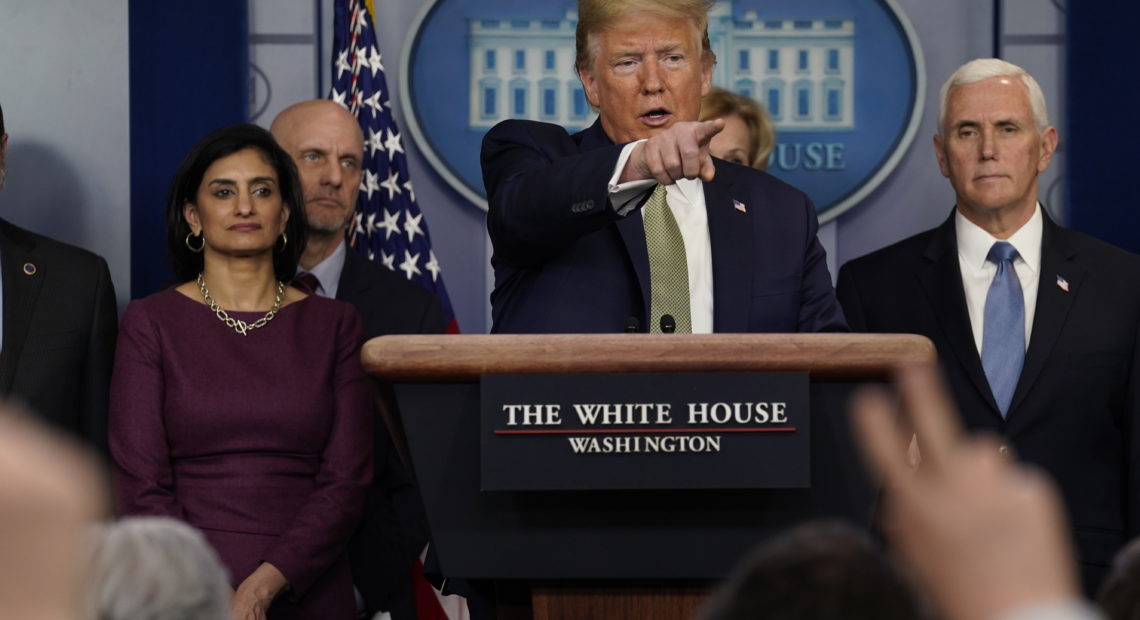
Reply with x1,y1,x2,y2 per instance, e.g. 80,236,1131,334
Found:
109,124,372,619
700,86,776,171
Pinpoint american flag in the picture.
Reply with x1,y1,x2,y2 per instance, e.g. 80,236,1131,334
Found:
330,0,459,333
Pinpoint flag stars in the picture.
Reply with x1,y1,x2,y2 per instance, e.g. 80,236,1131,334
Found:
367,47,385,76
335,50,352,79
380,171,403,200
352,7,370,33
367,128,385,156
362,91,383,117
354,46,370,73
333,0,450,305
425,250,441,282
384,129,404,156
361,169,380,200
399,250,422,280
377,209,400,240
404,211,424,243
379,250,396,271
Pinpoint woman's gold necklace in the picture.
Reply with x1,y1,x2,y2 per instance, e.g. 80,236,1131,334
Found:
197,273,285,336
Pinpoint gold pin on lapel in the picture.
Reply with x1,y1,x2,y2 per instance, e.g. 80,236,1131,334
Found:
22,263,36,276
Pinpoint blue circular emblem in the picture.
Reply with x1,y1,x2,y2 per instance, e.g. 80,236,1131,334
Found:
402,0,924,223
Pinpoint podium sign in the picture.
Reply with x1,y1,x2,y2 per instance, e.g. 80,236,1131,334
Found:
481,372,809,491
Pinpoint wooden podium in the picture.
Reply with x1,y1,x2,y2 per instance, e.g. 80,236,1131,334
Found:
363,334,934,619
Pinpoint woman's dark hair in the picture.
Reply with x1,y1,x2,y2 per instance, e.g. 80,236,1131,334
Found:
165,123,308,283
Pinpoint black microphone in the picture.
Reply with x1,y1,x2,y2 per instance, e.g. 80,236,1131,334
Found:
624,316,641,333
659,314,676,334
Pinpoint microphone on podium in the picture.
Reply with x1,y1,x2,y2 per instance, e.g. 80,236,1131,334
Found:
624,316,642,333
659,314,676,334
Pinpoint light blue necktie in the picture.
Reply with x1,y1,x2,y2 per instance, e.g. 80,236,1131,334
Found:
981,241,1025,417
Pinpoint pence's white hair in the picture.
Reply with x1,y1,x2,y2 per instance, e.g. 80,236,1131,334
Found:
938,58,1050,135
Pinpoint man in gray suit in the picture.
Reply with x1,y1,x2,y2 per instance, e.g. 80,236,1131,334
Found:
0,102,118,452
271,100,443,620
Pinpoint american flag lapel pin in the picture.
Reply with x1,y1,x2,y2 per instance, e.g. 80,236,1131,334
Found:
1056,275,1069,292
732,199,747,213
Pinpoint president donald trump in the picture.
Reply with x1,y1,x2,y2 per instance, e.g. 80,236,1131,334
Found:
481,0,846,335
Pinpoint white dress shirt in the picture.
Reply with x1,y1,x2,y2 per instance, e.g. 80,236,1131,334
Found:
956,204,1043,353
606,140,714,333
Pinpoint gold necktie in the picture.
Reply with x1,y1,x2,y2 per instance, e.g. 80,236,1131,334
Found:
643,185,692,333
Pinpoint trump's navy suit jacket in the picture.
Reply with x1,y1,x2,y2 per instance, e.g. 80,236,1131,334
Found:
482,119,846,334
836,211,1140,592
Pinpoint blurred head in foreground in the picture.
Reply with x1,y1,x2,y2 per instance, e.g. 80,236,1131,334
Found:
0,405,108,620
700,520,924,620
90,517,231,620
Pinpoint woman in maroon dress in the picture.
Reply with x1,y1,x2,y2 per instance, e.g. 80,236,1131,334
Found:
110,124,372,619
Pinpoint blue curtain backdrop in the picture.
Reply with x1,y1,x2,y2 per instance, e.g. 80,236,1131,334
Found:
129,0,249,298
1066,3,1140,254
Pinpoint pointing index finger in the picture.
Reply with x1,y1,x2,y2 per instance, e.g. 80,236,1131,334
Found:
695,118,725,144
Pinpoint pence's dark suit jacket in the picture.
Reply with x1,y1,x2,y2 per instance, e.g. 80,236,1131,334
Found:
482,119,846,334
0,217,117,452
836,211,1140,592
337,247,444,620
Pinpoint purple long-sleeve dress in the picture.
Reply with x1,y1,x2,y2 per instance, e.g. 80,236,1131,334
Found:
110,288,372,619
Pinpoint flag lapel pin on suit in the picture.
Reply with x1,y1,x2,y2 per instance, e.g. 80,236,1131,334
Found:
732,199,747,213
1056,275,1069,292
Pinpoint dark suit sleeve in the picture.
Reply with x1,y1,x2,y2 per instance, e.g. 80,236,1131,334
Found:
82,256,117,455
263,306,372,598
835,263,868,332
482,120,628,266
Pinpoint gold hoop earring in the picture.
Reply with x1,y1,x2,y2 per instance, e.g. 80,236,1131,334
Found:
185,232,204,253
275,232,288,254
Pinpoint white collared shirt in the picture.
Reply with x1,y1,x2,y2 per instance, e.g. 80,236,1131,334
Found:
956,204,1043,353
297,238,347,299
606,140,714,333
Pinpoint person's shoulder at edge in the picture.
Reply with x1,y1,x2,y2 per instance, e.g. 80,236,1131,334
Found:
711,159,835,236
712,158,805,195
346,251,438,304
480,118,593,165
121,287,181,318
298,292,365,338
1058,224,1140,271
0,217,110,267
839,225,942,275
483,118,579,144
